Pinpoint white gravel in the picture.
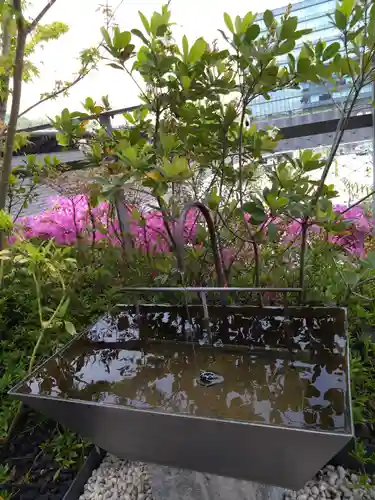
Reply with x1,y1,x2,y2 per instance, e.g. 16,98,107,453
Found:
80,456,375,500
285,465,375,500
79,454,153,500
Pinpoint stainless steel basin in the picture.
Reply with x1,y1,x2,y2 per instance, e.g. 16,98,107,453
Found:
9,301,353,490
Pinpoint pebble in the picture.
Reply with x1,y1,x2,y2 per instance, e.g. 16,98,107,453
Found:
80,456,375,500
284,466,375,500
79,454,153,500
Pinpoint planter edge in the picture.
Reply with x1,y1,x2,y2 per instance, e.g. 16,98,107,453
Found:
63,446,105,500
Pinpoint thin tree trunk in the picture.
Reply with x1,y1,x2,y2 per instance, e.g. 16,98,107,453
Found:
0,6,26,214
0,7,11,123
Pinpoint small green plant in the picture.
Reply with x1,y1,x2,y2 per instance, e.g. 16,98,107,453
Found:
0,238,77,438
350,440,375,486
0,463,12,499
40,427,87,479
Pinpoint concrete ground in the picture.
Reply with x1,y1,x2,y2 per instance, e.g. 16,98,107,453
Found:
148,465,286,500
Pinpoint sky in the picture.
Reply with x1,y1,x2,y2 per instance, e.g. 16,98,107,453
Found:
21,0,296,122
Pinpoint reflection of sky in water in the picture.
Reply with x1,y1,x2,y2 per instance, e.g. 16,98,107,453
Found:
17,306,349,432
24,345,348,432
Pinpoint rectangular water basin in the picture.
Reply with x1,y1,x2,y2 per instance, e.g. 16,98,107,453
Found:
9,304,353,489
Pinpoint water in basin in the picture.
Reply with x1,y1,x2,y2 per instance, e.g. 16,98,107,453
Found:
15,305,350,434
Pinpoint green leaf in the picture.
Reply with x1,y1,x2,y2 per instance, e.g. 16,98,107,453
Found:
280,17,298,40
242,12,256,32
224,12,234,33
139,11,151,33
323,42,340,61
100,27,112,47
243,202,267,224
335,9,348,29
293,29,313,39
266,193,288,211
182,35,189,62
162,157,190,179
235,16,242,34
251,208,267,224
263,10,274,29
108,62,124,71
278,39,295,55
245,24,260,42
315,40,324,58
268,222,277,242
131,28,149,45
364,251,375,269
119,44,135,62
208,188,221,210
223,103,237,128
341,0,356,17
64,321,76,336
160,133,177,153
56,132,69,146
189,37,206,63
113,29,131,50
297,57,310,73
342,270,359,286
181,75,191,89
288,53,295,71
242,201,259,213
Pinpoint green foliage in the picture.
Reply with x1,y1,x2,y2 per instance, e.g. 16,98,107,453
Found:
41,427,87,478
3,0,375,477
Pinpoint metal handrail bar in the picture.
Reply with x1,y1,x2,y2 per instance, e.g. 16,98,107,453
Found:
120,287,303,293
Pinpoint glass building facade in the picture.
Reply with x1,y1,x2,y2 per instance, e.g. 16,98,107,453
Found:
251,0,372,119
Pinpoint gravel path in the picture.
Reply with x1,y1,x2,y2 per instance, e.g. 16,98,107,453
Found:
80,454,153,500
285,465,375,500
80,456,375,500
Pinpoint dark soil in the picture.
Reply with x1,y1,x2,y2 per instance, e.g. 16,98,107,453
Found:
0,409,90,500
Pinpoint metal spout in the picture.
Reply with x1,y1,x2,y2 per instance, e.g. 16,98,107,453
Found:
174,202,225,287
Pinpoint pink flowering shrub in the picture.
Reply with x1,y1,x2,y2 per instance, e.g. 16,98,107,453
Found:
16,195,199,252
14,195,373,258
280,205,372,257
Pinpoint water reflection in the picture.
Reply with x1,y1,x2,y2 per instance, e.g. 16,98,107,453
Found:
16,306,349,433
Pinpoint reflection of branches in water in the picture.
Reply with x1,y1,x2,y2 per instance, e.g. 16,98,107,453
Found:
25,321,348,432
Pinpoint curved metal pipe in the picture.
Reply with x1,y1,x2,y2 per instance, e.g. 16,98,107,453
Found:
174,201,225,287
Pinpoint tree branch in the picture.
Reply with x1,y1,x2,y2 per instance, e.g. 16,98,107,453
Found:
28,0,58,34
18,66,88,119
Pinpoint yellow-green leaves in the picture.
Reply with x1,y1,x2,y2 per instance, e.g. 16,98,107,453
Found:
161,157,191,181
182,35,189,64
181,75,191,89
207,188,221,210
0,210,13,232
101,26,134,64
139,11,151,33
64,321,76,336
265,193,288,213
189,37,207,63
83,97,103,116
160,133,178,155
299,150,325,172
341,0,357,16
224,13,234,33
149,5,171,37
